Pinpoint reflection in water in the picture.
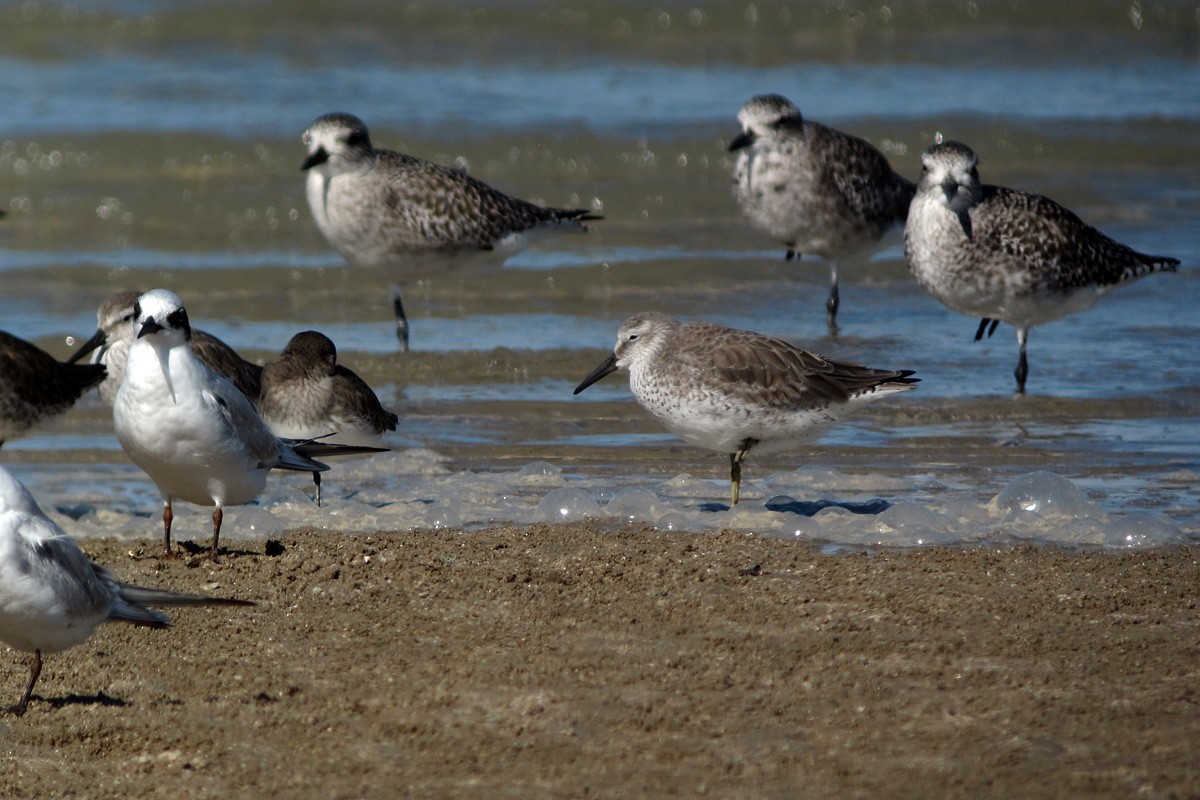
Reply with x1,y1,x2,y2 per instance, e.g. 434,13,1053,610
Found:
0,1,1196,544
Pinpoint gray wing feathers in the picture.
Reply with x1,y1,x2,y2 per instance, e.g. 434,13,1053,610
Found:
192,331,263,402
689,325,916,409
980,186,1180,291
378,151,593,247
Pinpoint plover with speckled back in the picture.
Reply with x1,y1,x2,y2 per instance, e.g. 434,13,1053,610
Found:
729,94,915,332
259,330,398,505
300,112,601,350
573,312,917,506
904,140,1179,394
1,331,105,447
70,290,263,406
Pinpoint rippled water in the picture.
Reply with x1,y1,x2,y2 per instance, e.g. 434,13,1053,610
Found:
2,1,1198,547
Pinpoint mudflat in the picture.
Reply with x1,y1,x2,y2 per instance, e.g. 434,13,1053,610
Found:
2,526,1198,799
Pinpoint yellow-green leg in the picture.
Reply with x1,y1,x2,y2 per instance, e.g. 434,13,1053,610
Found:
728,438,759,506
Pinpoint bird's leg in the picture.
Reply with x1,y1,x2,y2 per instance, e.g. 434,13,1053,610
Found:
974,318,992,341
312,471,322,507
785,247,798,262
210,506,223,562
1015,328,1029,395
987,319,1000,338
161,502,175,558
826,260,841,334
729,438,759,506
5,649,41,716
389,284,409,353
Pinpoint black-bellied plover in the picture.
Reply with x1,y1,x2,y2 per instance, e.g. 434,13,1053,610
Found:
300,112,602,350
904,140,1180,394
0,465,252,716
112,290,382,560
259,330,398,505
573,312,918,505
1,331,105,447
729,94,915,332
71,290,263,406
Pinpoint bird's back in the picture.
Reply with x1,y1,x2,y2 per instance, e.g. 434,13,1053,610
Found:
315,148,595,264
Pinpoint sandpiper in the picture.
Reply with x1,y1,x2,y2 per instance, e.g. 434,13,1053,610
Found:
574,312,917,505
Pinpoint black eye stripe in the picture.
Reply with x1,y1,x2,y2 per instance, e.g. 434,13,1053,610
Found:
166,308,188,329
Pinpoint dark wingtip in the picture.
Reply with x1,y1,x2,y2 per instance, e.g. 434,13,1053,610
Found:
560,209,603,223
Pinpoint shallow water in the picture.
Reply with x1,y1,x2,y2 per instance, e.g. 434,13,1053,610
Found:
2,1,1198,548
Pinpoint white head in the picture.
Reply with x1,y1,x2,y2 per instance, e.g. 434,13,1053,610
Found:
729,94,803,152
68,289,142,366
919,140,982,215
300,112,375,174
133,289,192,348
574,312,677,394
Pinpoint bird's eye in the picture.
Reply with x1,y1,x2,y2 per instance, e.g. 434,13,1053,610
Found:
628,333,639,341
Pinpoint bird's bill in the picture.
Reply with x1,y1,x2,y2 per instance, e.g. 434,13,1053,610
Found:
299,148,328,171
137,318,164,339
66,328,107,364
573,354,619,395
727,131,755,152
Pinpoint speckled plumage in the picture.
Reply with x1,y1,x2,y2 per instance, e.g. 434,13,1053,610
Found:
301,112,599,265
0,332,104,446
574,312,917,504
905,140,1179,393
259,330,397,447
71,290,263,406
729,94,915,329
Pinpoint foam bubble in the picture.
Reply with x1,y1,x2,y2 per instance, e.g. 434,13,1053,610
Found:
1103,512,1186,548
992,471,1099,520
605,488,669,523
530,487,602,523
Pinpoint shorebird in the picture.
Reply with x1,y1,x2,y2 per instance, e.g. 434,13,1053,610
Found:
729,94,915,332
300,112,601,350
0,464,251,716
1,331,105,447
258,330,398,504
574,312,917,505
113,290,382,560
904,139,1180,394
70,290,263,406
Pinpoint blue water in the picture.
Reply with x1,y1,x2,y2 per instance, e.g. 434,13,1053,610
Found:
1,0,1198,545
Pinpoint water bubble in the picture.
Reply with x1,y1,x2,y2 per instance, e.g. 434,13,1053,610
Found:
226,506,284,538
531,487,602,524
515,460,565,487
992,471,1098,520
605,488,667,523
873,503,954,545
1103,512,1186,548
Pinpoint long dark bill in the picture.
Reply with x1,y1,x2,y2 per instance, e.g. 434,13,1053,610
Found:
573,354,618,395
66,328,107,364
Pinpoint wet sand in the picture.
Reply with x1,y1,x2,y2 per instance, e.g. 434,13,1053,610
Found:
2,526,1199,799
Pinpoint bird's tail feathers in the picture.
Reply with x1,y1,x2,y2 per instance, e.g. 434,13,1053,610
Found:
552,208,603,225
276,437,389,473
109,585,252,628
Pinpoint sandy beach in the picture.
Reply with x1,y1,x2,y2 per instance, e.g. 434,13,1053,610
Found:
2,526,1198,799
